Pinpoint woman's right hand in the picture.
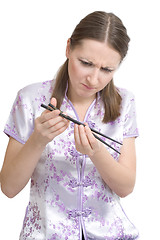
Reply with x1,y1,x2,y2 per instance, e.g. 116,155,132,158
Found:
33,97,69,147
1,97,69,198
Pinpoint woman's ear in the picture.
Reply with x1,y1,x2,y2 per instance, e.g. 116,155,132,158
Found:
66,38,71,58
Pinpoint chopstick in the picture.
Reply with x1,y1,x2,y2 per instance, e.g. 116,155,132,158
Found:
41,103,122,154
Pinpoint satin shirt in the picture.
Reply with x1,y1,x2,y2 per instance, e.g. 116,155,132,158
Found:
4,80,139,240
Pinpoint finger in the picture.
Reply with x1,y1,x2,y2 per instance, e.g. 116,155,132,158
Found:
84,125,97,149
54,120,69,133
48,117,69,132
40,97,58,122
40,109,61,123
50,97,57,107
43,114,69,131
78,125,91,148
41,114,69,133
74,124,81,145
40,119,69,142
48,123,69,140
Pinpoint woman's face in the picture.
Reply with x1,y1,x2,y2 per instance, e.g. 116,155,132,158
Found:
66,39,121,104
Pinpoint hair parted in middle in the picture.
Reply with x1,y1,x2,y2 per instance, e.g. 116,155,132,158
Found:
52,11,130,123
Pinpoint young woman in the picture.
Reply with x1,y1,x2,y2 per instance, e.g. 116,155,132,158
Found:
1,11,139,240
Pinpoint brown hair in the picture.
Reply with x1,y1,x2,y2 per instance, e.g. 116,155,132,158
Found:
52,11,130,123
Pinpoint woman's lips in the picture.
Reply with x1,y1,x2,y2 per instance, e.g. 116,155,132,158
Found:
82,83,95,90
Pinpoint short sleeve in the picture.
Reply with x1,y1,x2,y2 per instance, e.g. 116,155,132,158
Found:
4,80,54,144
122,91,139,138
4,89,35,144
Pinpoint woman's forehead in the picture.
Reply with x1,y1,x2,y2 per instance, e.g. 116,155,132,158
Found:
72,39,121,68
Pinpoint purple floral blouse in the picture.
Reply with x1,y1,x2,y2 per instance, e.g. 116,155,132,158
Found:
4,80,139,240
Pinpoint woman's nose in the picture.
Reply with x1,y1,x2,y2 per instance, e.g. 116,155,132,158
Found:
87,68,99,85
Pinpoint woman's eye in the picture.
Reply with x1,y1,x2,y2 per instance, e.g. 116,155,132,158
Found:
79,59,113,73
101,67,113,73
80,60,92,66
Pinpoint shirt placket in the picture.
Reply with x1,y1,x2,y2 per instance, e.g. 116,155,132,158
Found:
68,153,92,239
63,96,97,239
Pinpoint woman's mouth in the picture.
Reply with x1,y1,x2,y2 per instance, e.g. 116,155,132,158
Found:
82,83,95,90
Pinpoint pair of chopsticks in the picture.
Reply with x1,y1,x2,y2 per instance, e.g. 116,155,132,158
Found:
41,103,122,154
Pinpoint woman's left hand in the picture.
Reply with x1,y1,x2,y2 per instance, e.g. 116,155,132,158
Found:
74,123,102,157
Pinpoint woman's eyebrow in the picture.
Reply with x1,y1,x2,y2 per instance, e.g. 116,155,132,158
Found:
80,57,115,70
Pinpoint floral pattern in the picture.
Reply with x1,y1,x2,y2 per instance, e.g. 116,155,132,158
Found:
4,80,139,239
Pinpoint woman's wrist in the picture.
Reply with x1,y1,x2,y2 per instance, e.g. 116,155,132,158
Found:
28,131,48,151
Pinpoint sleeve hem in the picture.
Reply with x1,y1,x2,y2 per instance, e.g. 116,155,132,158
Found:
123,133,139,138
4,129,26,144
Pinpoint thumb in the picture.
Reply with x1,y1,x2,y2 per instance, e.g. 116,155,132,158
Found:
50,97,57,108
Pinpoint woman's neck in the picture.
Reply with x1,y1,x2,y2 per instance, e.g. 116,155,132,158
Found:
67,90,96,107
67,94,96,122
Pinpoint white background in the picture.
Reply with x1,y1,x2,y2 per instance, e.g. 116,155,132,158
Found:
0,0,159,239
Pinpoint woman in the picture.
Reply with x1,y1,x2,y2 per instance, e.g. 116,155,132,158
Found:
1,11,139,239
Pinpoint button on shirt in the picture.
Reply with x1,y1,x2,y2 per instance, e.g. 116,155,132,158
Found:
4,80,139,240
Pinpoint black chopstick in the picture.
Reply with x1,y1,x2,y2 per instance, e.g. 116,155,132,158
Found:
41,103,122,154
48,103,122,145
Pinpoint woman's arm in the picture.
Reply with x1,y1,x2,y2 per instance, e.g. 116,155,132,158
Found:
1,136,45,198
74,124,137,198
1,98,69,198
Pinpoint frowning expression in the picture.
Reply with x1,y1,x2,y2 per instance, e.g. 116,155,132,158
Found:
66,39,121,103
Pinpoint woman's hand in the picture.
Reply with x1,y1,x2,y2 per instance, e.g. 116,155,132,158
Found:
74,123,137,197
1,97,69,198
74,123,102,157
33,98,69,147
